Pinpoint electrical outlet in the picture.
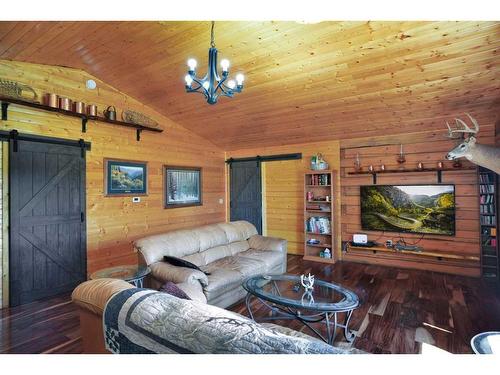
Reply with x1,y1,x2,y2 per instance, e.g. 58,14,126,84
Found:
132,197,141,203
218,198,224,204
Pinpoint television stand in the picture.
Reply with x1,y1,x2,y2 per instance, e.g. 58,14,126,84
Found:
344,243,480,276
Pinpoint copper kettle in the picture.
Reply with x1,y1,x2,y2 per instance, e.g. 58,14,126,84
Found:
103,106,116,121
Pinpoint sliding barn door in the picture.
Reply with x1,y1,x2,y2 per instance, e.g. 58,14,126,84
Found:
229,161,262,234
9,140,86,306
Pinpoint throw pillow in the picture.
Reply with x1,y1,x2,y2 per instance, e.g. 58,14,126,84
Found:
163,255,210,275
159,281,191,300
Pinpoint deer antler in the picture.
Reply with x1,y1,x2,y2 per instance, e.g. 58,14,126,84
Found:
446,113,479,139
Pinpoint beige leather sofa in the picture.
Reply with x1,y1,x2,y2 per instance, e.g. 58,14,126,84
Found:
134,221,287,308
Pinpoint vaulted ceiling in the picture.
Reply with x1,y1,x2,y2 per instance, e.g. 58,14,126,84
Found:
0,21,499,150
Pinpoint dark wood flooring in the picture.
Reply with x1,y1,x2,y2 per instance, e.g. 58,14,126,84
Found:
1,255,499,354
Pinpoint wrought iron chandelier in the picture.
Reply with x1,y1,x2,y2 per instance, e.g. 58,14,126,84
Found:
184,21,244,105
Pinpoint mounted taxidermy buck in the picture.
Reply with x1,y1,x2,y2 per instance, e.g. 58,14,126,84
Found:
445,113,500,174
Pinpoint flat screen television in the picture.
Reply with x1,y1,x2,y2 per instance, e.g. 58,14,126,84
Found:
360,185,455,236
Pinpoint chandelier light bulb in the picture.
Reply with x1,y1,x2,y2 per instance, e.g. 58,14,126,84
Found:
236,73,245,85
220,59,230,72
202,81,210,90
227,80,236,89
187,58,197,71
184,74,193,86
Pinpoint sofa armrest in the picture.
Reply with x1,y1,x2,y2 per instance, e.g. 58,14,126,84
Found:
248,234,287,253
150,262,209,287
72,278,134,316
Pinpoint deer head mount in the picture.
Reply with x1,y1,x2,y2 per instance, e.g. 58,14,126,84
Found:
445,114,500,174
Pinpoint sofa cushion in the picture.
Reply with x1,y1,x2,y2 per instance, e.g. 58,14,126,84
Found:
204,256,267,300
237,249,284,271
204,268,244,301
228,240,250,255
135,228,201,264
150,262,209,287
216,221,258,243
196,225,228,252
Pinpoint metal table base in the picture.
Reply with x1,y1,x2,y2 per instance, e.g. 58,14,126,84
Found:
245,293,356,345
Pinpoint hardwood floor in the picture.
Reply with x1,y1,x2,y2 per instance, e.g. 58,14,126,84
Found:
1,255,499,354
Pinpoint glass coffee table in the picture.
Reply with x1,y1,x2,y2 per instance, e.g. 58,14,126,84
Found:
243,274,360,345
90,265,151,288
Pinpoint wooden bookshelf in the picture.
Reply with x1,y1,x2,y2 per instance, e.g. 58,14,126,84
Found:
478,167,499,281
304,170,337,264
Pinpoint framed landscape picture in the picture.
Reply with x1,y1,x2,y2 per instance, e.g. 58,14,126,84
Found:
164,166,202,208
105,159,148,196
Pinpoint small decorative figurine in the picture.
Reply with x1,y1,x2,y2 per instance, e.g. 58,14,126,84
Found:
437,161,444,169
417,162,424,170
300,273,315,292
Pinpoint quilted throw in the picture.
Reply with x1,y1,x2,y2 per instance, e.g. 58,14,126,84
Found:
103,288,341,354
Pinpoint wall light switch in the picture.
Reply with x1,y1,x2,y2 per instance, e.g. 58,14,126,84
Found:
132,197,141,203
218,198,224,204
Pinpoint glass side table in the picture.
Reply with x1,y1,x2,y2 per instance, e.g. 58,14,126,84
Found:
90,265,151,288
471,331,500,354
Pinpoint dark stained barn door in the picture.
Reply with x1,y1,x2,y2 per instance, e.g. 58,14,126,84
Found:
229,161,262,234
9,140,86,306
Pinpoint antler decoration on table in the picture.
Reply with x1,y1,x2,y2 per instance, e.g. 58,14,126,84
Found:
300,273,315,292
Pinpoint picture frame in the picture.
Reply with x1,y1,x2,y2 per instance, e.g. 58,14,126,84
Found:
104,158,148,196
164,166,202,208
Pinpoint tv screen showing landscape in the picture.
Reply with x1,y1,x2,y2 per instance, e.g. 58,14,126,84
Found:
360,185,455,236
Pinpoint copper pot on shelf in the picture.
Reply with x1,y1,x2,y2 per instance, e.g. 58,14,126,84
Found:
46,93,58,108
87,104,97,117
74,101,85,114
59,97,71,111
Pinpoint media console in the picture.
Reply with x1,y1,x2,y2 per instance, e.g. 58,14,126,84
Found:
344,243,480,276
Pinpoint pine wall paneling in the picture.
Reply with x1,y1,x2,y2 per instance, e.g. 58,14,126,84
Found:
226,140,341,258
0,21,498,150
0,60,226,275
339,128,497,277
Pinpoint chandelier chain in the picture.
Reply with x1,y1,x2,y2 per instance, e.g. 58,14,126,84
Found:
210,21,215,48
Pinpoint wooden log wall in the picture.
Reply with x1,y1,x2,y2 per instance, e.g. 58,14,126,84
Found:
340,123,497,277
0,60,226,274
226,140,341,258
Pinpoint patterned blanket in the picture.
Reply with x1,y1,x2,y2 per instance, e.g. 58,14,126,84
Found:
103,288,345,354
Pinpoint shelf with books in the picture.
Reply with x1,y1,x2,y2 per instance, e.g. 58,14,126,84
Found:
478,167,499,282
304,170,337,264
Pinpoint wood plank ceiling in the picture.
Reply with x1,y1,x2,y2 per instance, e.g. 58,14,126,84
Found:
0,21,499,150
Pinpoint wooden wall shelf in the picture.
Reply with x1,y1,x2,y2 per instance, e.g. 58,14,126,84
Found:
346,244,479,262
0,96,163,141
348,166,476,184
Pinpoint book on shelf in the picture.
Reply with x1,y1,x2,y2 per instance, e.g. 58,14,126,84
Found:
479,185,495,194
480,204,496,214
480,195,494,204
306,216,331,234
492,228,497,236
309,174,330,186
481,215,497,225
479,173,493,183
